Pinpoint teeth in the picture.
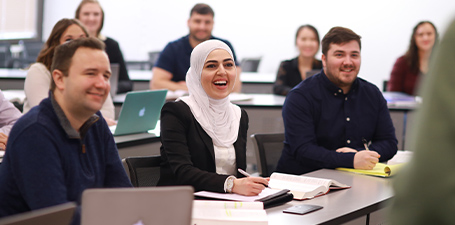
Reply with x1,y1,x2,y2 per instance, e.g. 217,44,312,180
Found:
214,81,227,85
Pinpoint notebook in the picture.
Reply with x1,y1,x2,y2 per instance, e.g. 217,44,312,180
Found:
110,90,167,136
0,202,76,225
109,63,120,96
81,186,194,225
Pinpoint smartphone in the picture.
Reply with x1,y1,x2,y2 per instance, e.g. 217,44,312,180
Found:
283,204,323,215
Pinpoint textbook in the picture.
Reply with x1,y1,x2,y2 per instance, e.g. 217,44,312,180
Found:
336,163,405,177
194,188,293,209
192,200,268,225
268,172,350,200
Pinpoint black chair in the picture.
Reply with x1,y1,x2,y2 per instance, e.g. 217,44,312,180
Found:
383,80,389,92
124,155,161,187
240,57,261,72
251,133,285,177
21,40,44,65
148,51,161,69
125,60,149,70
0,42,12,68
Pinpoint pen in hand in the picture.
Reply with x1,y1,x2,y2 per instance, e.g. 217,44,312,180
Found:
237,168,269,188
362,138,370,151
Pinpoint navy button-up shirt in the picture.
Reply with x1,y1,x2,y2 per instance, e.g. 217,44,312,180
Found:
276,70,398,175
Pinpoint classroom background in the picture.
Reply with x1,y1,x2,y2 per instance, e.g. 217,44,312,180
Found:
37,0,455,90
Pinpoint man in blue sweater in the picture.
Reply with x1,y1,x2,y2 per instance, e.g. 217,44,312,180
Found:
276,27,398,175
0,37,132,224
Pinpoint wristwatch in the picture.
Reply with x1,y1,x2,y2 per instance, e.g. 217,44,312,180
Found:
225,176,236,193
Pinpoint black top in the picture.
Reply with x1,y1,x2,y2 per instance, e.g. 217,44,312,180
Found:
273,57,322,96
158,101,248,193
104,37,133,93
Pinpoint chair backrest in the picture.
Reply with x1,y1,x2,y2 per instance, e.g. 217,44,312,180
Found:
240,57,261,72
383,80,389,92
0,42,12,68
251,133,285,177
125,155,161,187
21,40,44,63
148,51,161,68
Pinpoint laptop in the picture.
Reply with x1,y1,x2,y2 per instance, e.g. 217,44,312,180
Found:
81,186,194,225
110,90,167,136
109,63,120,96
0,202,76,225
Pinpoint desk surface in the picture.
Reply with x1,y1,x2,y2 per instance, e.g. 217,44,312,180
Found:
266,169,393,225
0,68,27,78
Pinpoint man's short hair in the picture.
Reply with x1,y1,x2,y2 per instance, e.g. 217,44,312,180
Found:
50,37,106,91
321,27,361,55
190,3,214,17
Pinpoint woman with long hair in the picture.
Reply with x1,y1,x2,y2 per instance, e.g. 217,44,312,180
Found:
387,21,438,95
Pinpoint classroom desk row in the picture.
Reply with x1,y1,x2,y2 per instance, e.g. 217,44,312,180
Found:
266,169,392,225
0,68,276,94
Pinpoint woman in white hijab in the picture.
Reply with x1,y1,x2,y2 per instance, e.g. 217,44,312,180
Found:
158,40,268,195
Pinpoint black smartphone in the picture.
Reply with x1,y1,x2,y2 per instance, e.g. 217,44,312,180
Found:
283,204,323,215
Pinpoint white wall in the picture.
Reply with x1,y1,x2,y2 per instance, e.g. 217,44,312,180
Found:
42,0,455,89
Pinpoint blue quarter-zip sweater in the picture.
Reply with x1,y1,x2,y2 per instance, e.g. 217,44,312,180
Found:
0,95,132,224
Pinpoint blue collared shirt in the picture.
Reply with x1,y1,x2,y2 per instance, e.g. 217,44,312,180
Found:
276,70,398,175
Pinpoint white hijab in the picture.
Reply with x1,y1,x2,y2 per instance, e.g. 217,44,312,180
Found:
179,40,241,147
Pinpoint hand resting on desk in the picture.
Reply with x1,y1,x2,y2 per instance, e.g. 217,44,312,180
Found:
233,177,270,196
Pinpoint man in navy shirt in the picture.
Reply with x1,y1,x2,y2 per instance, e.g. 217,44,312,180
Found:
276,27,397,175
0,37,132,224
150,3,242,92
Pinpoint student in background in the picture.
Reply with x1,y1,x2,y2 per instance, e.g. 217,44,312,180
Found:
389,18,455,225
387,21,438,95
0,38,132,225
158,40,268,195
22,18,116,125
0,90,22,151
273,24,323,96
76,0,133,94
276,27,397,175
150,3,242,93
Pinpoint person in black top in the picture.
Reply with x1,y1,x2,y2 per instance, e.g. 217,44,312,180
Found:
273,25,322,96
75,0,133,93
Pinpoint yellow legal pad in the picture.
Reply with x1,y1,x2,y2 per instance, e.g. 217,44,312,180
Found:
336,163,404,177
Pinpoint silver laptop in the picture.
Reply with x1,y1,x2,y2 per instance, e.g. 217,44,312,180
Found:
0,202,76,225
81,186,194,225
110,63,120,96
110,90,167,136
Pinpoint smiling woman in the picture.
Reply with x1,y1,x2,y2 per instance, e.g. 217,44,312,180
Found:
158,40,269,196
200,49,237,99
387,21,438,96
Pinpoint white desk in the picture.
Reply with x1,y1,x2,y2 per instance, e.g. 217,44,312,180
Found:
266,169,393,225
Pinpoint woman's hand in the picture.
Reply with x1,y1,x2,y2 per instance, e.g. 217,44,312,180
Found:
232,177,270,196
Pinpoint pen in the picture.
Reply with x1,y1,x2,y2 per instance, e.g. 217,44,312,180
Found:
362,138,370,151
237,168,269,187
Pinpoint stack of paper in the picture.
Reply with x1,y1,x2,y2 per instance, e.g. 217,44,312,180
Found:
192,200,268,225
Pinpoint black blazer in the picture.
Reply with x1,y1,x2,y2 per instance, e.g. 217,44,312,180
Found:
157,101,248,193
